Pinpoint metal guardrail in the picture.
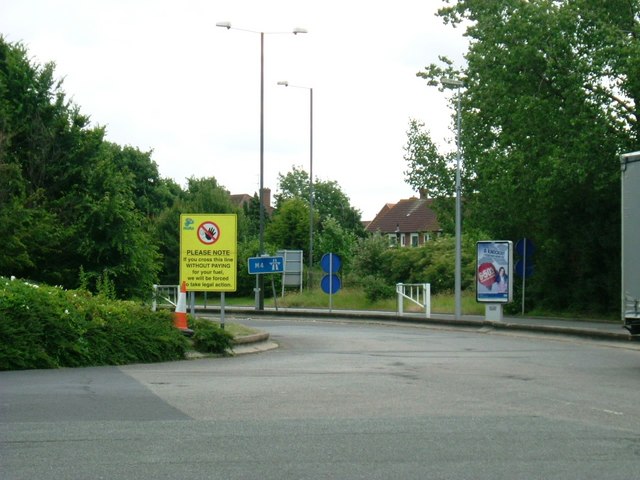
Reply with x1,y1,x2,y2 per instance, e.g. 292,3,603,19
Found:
152,284,178,311
396,283,431,318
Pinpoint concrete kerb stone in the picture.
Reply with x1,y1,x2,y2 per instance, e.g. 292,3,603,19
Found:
234,331,270,345
185,330,277,359
232,331,279,355
484,320,632,341
196,306,634,344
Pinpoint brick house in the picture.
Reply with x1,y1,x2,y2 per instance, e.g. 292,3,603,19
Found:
365,192,441,247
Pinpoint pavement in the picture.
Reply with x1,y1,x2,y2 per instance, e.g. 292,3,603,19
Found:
199,306,637,355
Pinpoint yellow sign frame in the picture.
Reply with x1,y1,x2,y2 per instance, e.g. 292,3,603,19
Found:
179,213,237,292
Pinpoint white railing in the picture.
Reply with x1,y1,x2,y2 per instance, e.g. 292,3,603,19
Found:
396,283,431,318
152,284,178,311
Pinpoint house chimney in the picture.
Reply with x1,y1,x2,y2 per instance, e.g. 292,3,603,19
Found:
419,188,429,199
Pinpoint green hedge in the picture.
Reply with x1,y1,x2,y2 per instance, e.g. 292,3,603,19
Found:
188,317,234,354
0,277,190,370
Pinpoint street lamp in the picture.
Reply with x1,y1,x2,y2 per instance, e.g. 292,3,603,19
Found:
441,76,464,319
217,22,307,310
277,80,314,287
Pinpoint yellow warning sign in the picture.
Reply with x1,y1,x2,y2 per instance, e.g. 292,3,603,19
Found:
179,213,237,292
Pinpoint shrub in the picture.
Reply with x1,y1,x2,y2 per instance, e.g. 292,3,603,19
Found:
189,317,234,354
0,277,189,370
362,275,396,302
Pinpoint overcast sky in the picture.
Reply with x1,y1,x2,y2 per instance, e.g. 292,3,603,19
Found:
1,0,468,220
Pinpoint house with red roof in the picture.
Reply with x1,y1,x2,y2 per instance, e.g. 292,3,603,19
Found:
365,192,441,247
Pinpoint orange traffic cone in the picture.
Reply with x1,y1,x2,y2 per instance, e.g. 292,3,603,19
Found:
173,281,189,330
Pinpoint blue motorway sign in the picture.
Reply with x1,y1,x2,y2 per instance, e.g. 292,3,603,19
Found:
247,256,284,274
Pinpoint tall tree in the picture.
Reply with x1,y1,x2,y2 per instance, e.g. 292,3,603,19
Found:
274,165,309,207
74,143,161,298
315,216,357,272
411,0,638,312
265,197,309,251
276,166,365,246
403,118,457,233
0,37,178,297
404,119,452,199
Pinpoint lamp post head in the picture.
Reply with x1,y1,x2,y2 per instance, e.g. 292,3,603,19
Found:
216,22,307,35
440,76,464,88
277,81,289,87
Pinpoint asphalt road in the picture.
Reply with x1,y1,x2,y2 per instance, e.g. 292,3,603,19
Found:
2,317,640,479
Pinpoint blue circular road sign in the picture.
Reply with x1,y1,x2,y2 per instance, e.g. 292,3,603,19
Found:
320,253,342,273
515,259,535,278
516,238,535,258
321,274,342,294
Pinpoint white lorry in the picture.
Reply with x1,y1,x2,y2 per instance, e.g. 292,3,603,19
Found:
621,151,640,334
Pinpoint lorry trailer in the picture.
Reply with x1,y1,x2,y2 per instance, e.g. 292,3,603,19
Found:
621,151,640,334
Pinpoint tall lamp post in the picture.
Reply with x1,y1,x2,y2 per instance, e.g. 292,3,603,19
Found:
441,76,464,319
217,22,307,310
277,80,314,287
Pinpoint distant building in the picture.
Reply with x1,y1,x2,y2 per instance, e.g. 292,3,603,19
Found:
365,191,441,247
229,188,274,216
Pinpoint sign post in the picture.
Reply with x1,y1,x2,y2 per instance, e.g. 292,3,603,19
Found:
515,238,535,315
321,253,342,312
277,250,304,294
247,255,285,311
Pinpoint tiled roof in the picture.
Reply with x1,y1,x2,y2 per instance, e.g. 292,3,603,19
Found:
229,194,253,207
366,197,440,234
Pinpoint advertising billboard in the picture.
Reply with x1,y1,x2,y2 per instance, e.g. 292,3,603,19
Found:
476,241,513,303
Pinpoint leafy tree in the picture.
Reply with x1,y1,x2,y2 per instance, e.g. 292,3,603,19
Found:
153,204,182,285
112,143,178,217
313,180,364,238
183,176,236,214
275,166,365,263
241,193,263,240
403,119,457,233
410,0,638,313
73,144,161,298
404,119,452,199
265,197,309,251
315,216,357,272
0,162,36,273
274,165,310,206
0,37,175,298
1,37,86,283
353,232,390,279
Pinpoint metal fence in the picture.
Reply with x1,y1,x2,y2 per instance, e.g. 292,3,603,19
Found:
396,283,431,318
151,284,178,311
